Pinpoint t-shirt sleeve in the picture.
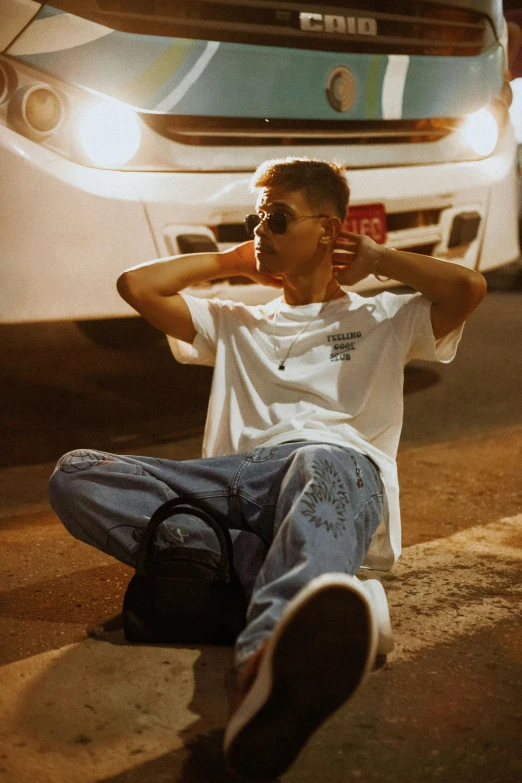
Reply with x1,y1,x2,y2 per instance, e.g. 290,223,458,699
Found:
384,291,464,364
166,293,223,366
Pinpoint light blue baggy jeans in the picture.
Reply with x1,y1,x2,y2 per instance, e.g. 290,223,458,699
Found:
48,442,384,667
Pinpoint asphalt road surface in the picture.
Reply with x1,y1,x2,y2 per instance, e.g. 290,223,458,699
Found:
0,264,521,783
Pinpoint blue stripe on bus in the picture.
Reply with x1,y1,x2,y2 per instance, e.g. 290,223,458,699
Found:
15,15,503,120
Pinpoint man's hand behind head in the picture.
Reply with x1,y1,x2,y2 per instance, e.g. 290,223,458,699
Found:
332,231,378,287
227,241,284,289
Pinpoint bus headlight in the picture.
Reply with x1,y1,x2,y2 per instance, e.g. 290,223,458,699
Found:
460,108,499,157
76,100,141,167
7,83,64,141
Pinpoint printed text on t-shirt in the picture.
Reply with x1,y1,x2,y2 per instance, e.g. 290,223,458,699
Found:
327,331,362,362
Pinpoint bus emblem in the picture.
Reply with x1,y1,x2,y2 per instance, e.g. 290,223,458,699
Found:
299,13,378,36
325,67,358,113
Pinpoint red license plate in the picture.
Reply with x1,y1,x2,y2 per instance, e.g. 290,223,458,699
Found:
343,204,387,244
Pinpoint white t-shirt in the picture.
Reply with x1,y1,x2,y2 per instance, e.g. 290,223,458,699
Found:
168,290,463,570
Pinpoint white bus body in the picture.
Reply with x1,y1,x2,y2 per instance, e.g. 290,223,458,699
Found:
0,0,519,323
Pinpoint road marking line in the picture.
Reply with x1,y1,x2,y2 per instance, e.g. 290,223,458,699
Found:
373,514,522,663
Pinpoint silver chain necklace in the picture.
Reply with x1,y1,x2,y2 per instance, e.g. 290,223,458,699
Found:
271,285,341,371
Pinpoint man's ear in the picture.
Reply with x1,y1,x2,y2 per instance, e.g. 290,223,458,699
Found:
319,216,342,244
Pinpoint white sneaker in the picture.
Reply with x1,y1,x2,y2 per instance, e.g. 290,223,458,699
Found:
223,573,378,780
357,577,394,656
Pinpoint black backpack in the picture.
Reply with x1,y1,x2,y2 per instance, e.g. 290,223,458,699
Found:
123,497,248,645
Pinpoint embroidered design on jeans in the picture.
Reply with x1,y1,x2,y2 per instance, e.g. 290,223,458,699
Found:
349,453,364,488
132,527,170,548
59,450,116,473
301,458,349,538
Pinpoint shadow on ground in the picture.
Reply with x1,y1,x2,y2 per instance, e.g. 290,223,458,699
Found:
87,618,276,782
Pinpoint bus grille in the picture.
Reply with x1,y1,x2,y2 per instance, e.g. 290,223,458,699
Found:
144,115,460,146
96,0,496,57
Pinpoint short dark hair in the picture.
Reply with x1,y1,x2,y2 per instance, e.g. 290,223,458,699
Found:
251,157,350,221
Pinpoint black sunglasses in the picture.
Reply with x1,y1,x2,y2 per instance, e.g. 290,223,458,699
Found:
244,212,329,237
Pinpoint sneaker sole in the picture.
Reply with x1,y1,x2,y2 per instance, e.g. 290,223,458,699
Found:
360,578,394,656
224,574,377,780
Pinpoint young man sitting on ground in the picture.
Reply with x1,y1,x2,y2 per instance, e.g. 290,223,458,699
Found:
49,157,486,780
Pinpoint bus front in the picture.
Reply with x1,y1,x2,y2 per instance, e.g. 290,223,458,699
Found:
0,1,518,322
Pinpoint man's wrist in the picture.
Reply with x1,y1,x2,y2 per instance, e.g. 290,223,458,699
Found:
214,248,241,277
373,247,393,282
221,242,256,278
372,245,396,283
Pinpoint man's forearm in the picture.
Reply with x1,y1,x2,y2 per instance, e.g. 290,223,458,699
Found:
119,249,240,298
370,245,487,339
374,246,487,306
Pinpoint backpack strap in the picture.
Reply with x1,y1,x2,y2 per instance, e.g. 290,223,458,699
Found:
135,497,234,580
